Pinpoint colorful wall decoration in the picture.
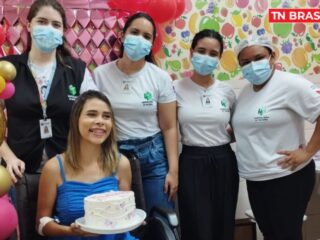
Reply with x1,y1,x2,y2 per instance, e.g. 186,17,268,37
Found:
158,0,320,80
0,0,319,81
0,0,131,71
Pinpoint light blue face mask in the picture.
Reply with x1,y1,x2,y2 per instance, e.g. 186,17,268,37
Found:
123,35,152,62
191,53,219,76
32,25,63,53
241,58,272,85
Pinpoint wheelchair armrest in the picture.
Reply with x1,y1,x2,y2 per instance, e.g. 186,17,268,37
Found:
150,206,179,227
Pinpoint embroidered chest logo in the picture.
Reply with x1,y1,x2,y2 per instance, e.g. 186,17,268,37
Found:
220,99,230,112
254,106,269,122
67,84,77,101
142,91,153,107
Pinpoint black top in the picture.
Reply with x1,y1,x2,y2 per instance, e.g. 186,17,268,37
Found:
2,53,85,173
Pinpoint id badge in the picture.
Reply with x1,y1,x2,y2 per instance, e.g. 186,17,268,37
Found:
201,95,214,108
121,80,132,94
39,119,53,139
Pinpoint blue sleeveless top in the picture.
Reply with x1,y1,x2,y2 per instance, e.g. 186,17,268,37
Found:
50,155,137,240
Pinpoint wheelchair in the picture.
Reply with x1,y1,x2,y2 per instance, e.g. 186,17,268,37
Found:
124,152,180,240
6,153,180,240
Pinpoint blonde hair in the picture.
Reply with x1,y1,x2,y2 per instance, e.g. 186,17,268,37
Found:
65,90,119,173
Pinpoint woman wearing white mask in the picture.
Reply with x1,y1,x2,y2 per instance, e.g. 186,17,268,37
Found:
93,13,178,214
0,0,96,239
173,29,239,240
232,35,320,240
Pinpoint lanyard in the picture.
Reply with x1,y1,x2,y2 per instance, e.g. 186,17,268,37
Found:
28,60,57,119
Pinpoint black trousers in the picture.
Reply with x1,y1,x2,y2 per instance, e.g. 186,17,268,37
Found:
10,174,47,240
178,144,239,240
247,160,315,240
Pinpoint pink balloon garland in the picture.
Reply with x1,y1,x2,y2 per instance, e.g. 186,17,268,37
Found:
0,196,18,240
0,81,15,99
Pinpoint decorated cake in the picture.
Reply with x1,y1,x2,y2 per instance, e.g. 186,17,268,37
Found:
84,191,136,228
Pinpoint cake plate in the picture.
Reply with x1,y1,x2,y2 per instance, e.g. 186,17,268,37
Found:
75,209,146,234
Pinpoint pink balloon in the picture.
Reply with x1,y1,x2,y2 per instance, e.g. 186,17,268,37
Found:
0,198,18,239
147,0,177,23
1,194,9,200
0,82,15,100
173,0,186,19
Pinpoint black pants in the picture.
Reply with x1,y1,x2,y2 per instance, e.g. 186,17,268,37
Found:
247,160,315,240
11,174,47,240
178,144,239,240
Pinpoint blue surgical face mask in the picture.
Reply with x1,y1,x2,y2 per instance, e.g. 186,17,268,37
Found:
32,25,63,53
191,53,219,76
241,58,272,85
123,35,152,62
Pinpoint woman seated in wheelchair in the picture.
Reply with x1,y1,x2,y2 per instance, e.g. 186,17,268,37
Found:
36,90,137,239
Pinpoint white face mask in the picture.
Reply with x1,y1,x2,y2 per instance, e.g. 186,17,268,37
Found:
191,53,219,76
123,35,152,61
32,25,63,53
241,57,272,85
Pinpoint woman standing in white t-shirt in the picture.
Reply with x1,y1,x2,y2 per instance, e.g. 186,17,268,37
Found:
173,29,239,240
93,13,178,214
232,35,320,240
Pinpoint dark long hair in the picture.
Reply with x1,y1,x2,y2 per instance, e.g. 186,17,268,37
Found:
191,29,224,57
25,0,71,58
120,12,156,64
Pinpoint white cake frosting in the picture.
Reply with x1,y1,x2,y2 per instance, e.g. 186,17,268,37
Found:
84,191,136,228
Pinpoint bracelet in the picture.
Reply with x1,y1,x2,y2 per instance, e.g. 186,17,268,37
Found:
38,216,54,236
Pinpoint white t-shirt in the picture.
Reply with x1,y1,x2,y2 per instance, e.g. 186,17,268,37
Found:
80,69,98,93
30,61,97,95
232,70,320,181
174,78,235,147
93,61,176,141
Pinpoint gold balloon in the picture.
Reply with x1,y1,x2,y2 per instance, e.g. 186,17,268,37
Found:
0,76,6,93
0,61,17,81
0,165,12,197
0,103,5,145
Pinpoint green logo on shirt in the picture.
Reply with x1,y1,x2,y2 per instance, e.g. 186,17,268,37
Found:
69,85,77,96
220,99,230,112
144,91,152,101
255,106,269,122
257,107,266,116
221,99,228,108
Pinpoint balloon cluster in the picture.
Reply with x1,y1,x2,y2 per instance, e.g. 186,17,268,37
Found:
0,61,16,99
107,0,186,53
0,166,17,240
0,25,17,238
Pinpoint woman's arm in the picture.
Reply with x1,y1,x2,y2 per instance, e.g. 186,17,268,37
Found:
0,140,25,183
36,158,71,236
117,155,132,191
158,101,178,200
36,158,93,237
278,116,320,170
